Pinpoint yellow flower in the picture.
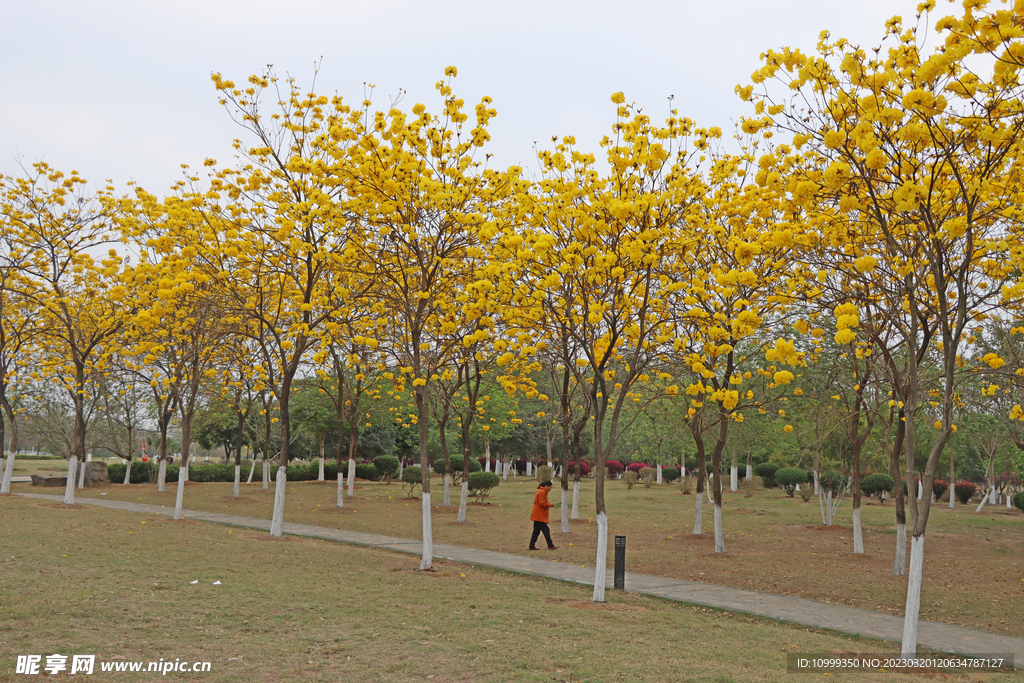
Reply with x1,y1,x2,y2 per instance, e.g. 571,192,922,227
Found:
784,425,793,433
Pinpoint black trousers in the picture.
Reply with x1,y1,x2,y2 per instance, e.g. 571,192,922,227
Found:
530,521,553,548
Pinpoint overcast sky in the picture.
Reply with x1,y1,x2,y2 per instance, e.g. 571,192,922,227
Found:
1,0,931,195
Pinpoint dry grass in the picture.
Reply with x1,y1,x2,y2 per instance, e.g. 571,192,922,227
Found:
2,494,1013,683
11,468,1024,638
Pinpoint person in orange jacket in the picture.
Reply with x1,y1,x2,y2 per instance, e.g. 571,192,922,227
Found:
529,480,558,550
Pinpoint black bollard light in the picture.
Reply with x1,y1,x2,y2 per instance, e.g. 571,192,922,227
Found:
614,534,626,590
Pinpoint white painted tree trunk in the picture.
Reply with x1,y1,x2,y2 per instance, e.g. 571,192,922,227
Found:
693,493,703,535
730,466,738,492
1007,493,1013,509
900,535,926,658
336,470,344,508
813,471,820,495
852,508,863,554
547,460,552,468
714,503,725,553
173,466,188,520
77,459,86,489
948,482,955,508
270,466,287,537
917,480,923,500
123,460,132,485
347,458,356,497
63,458,77,504
233,464,241,497
571,480,580,519
526,461,532,477
975,495,988,513
893,522,906,575
656,464,662,484
318,456,325,482
484,458,490,472
746,463,752,480
398,458,404,479
158,460,168,491
457,481,468,522
591,512,608,602
990,487,997,505
502,459,508,480
560,493,569,533
262,461,269,489
420,492,433,570
0,452,14,494
443,474,451,506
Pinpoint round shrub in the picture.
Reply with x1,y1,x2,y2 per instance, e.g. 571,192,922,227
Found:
623,471,639,489
626,462,649,474
468,471,500,498
861,472,895,499
401,466,422,497
754,463,779,488
954,480,977,504
355,463,380,481
663,467,680,482
605,460,624,477
374,455,400,482
931,478,949,500
431,456,482,483
775,467,808,496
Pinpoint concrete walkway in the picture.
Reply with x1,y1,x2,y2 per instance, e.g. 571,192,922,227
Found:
15,492,1023,666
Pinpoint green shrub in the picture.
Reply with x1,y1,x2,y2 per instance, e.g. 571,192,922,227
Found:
1013,491,1024,512
623,471,638,489
374,455,400,483
663,467,680,482
677,475,693,494
819,469,848,494
754,463,779,488
639,467,656,488
774,467,807,496
468,471,500,498
861,473,895,500
355,463,380,481
402,466,422,498
108,461,154,484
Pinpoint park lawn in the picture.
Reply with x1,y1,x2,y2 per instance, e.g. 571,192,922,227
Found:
0,494,1013,683
16,471,1024,638
6,456,96,478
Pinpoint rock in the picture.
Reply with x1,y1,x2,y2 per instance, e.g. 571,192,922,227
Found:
82,462,107,487
30,474,67,487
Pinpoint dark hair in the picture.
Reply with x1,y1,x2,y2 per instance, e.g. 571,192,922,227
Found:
539,480,552,488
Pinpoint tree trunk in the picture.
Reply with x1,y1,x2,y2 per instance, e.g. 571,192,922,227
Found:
270,466,287,536
657,463,662,484
159,459,168,490
416,387,433,570
730,445,738,492
1,452,15,494
347,425,358,497
900,535,926,658
318,433,325,482
233,464,241,497
457,481,469,522
123,459,132,485
571,478,581,519
746,451,752,481
63,457,77,505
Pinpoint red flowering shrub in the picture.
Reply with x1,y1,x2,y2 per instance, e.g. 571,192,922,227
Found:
954,480,977,504
568,461,591,476
626,462,650,474
931,478,949,500
605,460,624,477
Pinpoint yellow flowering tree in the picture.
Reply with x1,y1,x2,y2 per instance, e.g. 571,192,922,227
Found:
745,0,1024,653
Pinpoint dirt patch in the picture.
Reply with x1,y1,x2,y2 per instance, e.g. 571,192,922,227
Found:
541,596,648,612
37,503,89,510
811,525,853,532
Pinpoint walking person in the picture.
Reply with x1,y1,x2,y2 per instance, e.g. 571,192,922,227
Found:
529,480,558,550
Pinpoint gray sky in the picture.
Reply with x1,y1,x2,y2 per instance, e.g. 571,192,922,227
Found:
2,0,927,195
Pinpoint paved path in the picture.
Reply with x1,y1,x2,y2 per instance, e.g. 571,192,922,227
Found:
14,492,1023,666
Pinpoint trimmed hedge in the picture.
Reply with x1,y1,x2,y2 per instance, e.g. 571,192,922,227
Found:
468,471,500,497
954,480,977,504
1013,491,1024,512
663,467,680,482
775,467,807,496
754,463,779,488
861,472,895,499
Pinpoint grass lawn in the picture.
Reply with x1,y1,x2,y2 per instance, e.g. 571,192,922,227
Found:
16,465,1023,640
1,493,1015,683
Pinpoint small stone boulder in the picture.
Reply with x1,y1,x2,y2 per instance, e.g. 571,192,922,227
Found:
30,474,67,487
83,461,107,487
